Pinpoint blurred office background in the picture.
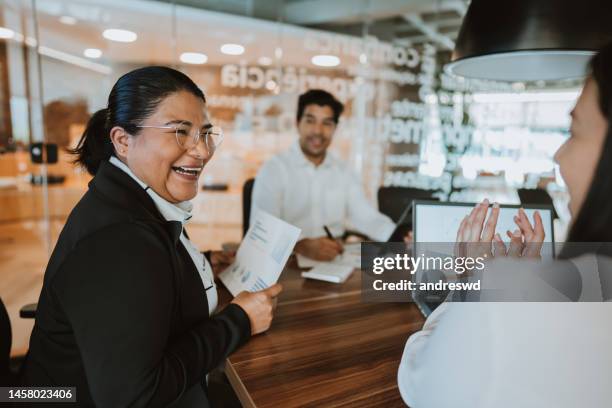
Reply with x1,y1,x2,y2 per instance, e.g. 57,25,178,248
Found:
0,0,576,355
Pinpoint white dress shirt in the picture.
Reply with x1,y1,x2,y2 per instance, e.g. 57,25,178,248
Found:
398,256,612,408
109,156,218,315
251,142,395,241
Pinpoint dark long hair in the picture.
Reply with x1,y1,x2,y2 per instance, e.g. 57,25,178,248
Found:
70,66,205,175
560,43,612,257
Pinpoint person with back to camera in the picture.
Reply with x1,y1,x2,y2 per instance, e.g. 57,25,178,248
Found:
397,43,612,407
21,66,281,407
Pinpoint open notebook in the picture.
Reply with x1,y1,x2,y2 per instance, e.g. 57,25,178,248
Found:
299,243,360,283
301,263,354,283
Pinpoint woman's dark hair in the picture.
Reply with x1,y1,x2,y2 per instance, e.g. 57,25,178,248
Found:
70,66,205,175
560,42,612,257
296,89,344,124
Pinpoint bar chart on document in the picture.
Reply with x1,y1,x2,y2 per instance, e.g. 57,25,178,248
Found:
220,209,301,296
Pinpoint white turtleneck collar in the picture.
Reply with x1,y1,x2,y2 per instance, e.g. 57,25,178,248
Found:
109,156,193,227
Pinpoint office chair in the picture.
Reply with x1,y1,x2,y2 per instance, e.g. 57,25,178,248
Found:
242,178,255,237
377,186,439,223
1,296,28,385
517,188,559,219
1,296,11,384
20,304,37,318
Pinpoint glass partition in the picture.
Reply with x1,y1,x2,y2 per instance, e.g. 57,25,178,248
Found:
0,0,576,357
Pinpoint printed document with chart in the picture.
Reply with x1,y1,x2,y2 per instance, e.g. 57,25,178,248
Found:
219,209,301,296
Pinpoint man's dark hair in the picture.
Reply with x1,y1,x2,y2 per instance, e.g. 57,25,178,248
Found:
296,89,344,124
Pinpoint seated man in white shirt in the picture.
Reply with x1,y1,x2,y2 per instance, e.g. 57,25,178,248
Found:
251,89,395,261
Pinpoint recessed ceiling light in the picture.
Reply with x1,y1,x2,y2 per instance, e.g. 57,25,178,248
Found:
220,43,244,55
83,48,102,59
258,56,272,66
59,16,77,25
103,28,137,43
180,52,208,64
0,27,15,39
311,55,340,67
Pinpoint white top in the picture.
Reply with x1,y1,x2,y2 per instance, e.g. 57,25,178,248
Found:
398,256,612,408
251,142,395,241
109,156,217,315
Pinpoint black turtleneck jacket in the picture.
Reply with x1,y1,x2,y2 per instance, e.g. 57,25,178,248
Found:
21,160,251,407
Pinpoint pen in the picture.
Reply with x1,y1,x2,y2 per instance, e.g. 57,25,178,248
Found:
323,225,334,240
324,225,344,254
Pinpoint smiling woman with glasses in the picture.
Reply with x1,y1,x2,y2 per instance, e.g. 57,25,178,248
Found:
20,66,281,408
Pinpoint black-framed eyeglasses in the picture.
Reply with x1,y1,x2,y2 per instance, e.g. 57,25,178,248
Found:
137,121,224,154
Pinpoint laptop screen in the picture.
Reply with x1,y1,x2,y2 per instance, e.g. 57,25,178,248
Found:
413,201,555,244
409,201,556,317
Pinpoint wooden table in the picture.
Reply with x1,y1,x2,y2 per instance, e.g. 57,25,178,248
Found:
224,260,426,407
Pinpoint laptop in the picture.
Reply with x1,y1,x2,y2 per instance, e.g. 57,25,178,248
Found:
408,200,556,317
